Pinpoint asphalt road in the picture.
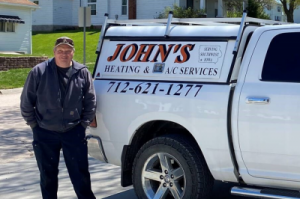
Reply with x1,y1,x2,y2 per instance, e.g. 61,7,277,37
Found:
0,88,250,199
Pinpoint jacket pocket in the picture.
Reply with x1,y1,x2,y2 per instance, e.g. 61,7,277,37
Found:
63,108,80,125
43,108,62,125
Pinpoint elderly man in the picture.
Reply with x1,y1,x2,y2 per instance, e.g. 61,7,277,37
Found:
20,36,96,199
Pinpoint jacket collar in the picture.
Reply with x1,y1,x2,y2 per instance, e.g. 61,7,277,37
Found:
50,58,86,71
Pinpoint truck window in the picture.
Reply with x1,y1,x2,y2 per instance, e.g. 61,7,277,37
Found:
261,32,300,83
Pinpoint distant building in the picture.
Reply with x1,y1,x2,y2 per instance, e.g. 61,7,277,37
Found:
30,0,229,31
0,0,38,54
264,1,287,22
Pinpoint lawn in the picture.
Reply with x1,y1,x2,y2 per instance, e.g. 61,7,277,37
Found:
0,29,100,89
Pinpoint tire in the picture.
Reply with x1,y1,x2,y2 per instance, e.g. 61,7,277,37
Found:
132,134,214,199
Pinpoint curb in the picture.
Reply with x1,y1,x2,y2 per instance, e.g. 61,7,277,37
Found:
0,88,23,95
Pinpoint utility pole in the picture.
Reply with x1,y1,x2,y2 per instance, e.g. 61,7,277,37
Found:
78,1,91,65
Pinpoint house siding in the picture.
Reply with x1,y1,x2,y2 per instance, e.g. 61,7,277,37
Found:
53,0,73,26
91,0,127,26
32,0,75,30
32,0,53,25
90,0,107,25
72,0,80,26
264,3,285,21
179,0,185,7
206,0,216,18
0,5,32,54
293,7,300,23
109,0,128,20
137,0,176,19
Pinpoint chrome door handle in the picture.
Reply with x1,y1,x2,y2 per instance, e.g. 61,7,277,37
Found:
246,97,270,104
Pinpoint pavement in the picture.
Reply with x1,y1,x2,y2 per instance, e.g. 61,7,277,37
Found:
0,88,247,199
0,51,23,55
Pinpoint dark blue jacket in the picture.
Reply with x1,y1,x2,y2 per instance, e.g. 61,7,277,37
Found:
20,58,96,132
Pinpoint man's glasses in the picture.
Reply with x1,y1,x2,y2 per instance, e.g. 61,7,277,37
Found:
56,50,73,55
55,38,74,46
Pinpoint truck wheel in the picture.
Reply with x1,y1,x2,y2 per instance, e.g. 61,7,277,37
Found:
132,135,213,199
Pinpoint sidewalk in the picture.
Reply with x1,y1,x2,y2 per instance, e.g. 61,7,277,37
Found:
0,156,136,199
0,88,136,199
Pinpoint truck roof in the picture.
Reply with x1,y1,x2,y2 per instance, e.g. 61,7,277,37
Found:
104,17,292,39
105,26,240,38
251,24,300,34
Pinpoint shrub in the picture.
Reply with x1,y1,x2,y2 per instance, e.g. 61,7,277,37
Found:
226,11,243,17
247,0,270,19
156,5,206,19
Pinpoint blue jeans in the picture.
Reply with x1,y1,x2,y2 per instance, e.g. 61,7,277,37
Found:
32,124,96,199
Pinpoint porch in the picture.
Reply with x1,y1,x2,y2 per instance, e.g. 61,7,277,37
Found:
177,0,245,18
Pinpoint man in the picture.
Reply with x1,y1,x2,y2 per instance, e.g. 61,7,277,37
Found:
20,36,96,199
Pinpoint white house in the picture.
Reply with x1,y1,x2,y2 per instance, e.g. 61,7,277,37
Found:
30,0,80,31
0,0,38,54
31,0,231,31
264,1,286,22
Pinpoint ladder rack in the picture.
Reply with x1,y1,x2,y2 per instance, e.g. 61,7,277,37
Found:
105,16,290,26
95,12,290,54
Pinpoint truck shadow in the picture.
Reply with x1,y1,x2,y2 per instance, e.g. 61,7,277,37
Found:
102,180,249,199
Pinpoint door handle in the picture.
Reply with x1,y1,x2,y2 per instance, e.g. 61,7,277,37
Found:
246,97,270,104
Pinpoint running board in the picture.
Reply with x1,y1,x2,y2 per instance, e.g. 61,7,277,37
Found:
231,187,300,199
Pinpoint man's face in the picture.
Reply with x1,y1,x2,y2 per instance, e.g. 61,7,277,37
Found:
54,44,74,68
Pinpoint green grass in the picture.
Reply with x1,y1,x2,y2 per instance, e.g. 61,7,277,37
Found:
0,29,100,89
32,29,100,64
0,68,31,89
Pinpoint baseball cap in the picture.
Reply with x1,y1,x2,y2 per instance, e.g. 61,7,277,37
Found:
54,36,74,49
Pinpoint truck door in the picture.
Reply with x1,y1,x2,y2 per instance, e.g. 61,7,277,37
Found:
238,29,300,182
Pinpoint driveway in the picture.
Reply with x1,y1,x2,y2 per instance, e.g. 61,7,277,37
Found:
0,88,248,199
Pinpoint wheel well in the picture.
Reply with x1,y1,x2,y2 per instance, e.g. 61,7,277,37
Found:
121,120,203,187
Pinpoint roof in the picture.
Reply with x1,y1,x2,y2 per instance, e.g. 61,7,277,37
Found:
0,15,25,23
0,0,38,8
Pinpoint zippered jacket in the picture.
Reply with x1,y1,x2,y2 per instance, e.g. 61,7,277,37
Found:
20,58,96,132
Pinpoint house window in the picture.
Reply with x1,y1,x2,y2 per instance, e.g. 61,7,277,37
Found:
33,1,39,5
0,21,4,32
274,16,281,21
0,22,15,32
187,0,193,9
122,0,127,15
277,6,281,12
88,0,97,15
7,22,14,32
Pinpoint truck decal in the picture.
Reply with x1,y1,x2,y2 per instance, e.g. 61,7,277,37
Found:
106,81,203,97
98,41,228,80
107,43,195,63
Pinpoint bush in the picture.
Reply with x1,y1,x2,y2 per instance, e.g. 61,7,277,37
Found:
247,0,270,19
226,11,243,18
156,5,206,19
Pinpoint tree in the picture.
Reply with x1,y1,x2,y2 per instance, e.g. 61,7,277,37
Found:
156,5,206,19
279,0,300,22
248,0,271,19
255,0,276,7
224,0,271,19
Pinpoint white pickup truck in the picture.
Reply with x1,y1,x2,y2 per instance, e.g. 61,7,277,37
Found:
87,12,300,199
